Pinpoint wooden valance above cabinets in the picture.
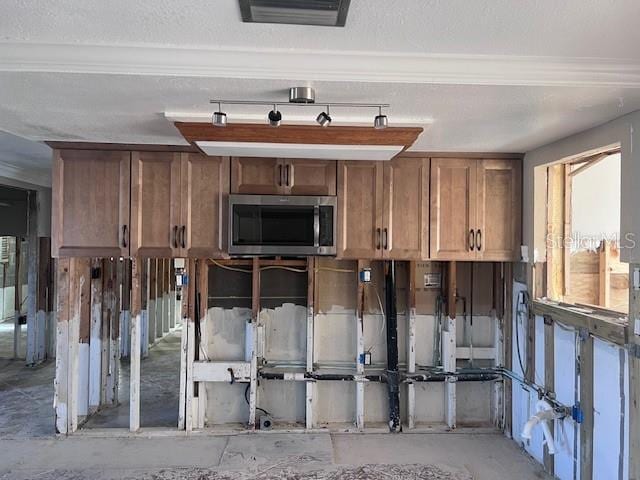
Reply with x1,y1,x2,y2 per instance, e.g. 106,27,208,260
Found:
51,146,521,261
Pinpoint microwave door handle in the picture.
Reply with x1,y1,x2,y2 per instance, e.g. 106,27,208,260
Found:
313,205,320,247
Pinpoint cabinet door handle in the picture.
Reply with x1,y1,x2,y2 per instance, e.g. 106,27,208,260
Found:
122,225,128,249
376,228,381,250
285,164,291,187
277,165,283,186
383,228,388,250
468,229,475,251
172,225,178,249
476,229,482,251
180,226,186,249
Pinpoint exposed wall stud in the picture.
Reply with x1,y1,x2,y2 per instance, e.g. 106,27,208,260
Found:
130,257,142,432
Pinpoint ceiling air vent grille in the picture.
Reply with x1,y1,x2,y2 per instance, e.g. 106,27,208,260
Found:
239,0,350,27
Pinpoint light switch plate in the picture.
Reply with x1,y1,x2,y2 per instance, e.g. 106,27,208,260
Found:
634,318,640,336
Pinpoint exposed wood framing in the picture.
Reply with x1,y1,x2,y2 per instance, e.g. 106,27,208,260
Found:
543,316,555,473
120,259,131,358
184,259,196,432
355,259,367,430
248,257,259,429
14,237,21,359
196,259,208,429
628,263,640,480
148,258,157,344
54,258,70,433
599,241,612,308
503,262,513,437
130,258,141,432
88,258,103,412
531,299,626,346
407,260,417,429
305,256,315,429
444,261,457,429
141,258,149,357
579,331,594,480
546,163,566,300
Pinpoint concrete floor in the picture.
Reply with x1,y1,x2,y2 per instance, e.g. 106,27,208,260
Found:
83,329,182,429
0,325,552,480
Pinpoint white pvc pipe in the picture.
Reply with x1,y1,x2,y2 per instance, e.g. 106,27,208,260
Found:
521,399,558,455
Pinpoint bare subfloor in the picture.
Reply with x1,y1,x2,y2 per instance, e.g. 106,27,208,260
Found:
0,327,551,480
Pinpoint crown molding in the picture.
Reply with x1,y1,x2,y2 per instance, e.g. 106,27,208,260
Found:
0,161,51,187
1,42,640,88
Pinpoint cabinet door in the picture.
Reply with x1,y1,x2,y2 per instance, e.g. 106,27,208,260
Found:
476,159,522,261
284,159,336,196
180,154,230,258
52,149,130,257
337,161,383,259
430,158,477,260
130,152,182,257
382,156,429,260
231,157,282,194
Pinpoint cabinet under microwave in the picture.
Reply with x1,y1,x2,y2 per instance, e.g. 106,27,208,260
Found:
228,194,337,256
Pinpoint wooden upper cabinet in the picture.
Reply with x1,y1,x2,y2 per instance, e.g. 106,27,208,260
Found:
382,156,429,260
284,159,336,195
476,159,522,261
180,153,230,258
337,161,383,259
130,152,182,257
231,157,336,195
52,149,130,258
430,158,477,260
231,157,281,194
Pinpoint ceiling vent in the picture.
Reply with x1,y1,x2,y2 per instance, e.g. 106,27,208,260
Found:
239,0,351,27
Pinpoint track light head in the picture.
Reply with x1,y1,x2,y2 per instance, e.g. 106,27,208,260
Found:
268,107,282,127
212,103,227,127
316,110,331,127
374,114,388,129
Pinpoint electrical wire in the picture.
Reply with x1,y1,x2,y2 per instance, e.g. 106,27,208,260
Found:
244,383,271,417
260,265,307,273
515,290,529,378
209,259,251,274
315,267,355,273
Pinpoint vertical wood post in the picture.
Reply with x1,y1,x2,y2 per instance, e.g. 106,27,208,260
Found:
599,240,611,308
26,191,41,365
148,258,157,344
407,261,417,429
120,258,131,358
77,258,91,419
444,261,457,429
503,262,513,437
89,258,103,412
543,316,555,474
130,258,142,432
141,258,149,357
627,263,640,480
579,331,594,480
196,259,208,428
184,259,196,432
14,237,21,359
355,259,366,430
248,257,260,429
54,258,70,434
305,256,315,429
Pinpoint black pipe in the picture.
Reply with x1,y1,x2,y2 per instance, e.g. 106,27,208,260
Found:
385,261,401,432
257,371,499,383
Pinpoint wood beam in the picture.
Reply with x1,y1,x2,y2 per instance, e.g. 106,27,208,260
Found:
175,122,423,149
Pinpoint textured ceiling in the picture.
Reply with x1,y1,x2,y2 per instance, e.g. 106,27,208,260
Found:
2,0,640,59
0,0,639,186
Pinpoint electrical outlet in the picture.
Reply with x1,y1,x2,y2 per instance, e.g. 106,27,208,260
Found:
364,352,372,365
359,268,371,283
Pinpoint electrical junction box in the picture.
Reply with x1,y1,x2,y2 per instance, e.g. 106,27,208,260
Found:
424,272,441,289
359,267,372,283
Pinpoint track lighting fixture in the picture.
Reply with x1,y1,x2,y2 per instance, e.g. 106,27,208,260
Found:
268,105,282,127
212,102,227,127
210,90,390,129
316,106,332,127
374,106,388,129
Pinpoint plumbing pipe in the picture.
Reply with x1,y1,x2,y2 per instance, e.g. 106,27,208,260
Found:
522,399,559,454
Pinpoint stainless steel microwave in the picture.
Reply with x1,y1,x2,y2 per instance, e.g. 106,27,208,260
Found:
228,194,337,256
